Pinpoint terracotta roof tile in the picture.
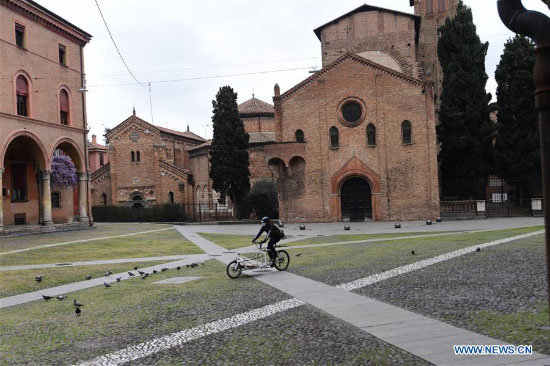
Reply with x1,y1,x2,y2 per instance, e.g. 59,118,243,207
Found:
156,125,206,142
248,132,276,143
238,97,274,115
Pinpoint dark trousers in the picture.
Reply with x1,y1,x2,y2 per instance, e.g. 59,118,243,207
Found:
267,237,279,261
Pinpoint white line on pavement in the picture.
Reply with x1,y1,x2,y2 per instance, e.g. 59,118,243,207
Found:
0,228,173,256
73,230,545,366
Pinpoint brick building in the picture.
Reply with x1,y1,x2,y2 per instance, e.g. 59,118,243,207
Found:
241,1,458,222
90,112,205,209
0,0,92,228
88,134,108,174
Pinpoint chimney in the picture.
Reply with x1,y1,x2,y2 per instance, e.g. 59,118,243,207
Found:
92,135,97,144
274,83,280,97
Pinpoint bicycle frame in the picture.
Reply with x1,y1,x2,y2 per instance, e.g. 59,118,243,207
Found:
234,242,271,271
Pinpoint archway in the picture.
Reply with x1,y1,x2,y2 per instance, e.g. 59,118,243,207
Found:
340,177,372,222
1,133,48,225
132,194,143,209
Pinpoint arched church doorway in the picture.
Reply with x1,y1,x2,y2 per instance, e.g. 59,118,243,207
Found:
132,194,143,209
340,177,372,222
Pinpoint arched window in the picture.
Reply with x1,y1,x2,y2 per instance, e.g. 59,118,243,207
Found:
402,121,412,144
295,129,304,143
101,193,107,205
16,75,29,116
131,151,135,162
59,89,69,125
169,191,174,204
329,126,339,148
136,151,141,162
367,124,376,146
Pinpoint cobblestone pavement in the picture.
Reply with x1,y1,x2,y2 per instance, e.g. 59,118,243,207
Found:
136,305,431,366
355,235,550,355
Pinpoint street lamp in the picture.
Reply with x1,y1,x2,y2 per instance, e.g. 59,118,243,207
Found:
497,0,550,325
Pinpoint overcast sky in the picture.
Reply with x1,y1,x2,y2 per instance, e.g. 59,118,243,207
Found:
35,0,549,143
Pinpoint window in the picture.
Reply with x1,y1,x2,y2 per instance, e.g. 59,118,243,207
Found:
16,75,29,117
342,101,362,124
329,126,339,148
58,44,66,65
130,132,139,141
295,129,304,143
438,0,446,12
402,120,412,144
136,151,141,162
59,89,69,125
338,98,366,127
52,192,60,208
131,151,135,162
11,164,27,202
169,191,174,204
367,124,376,146
426,0,433,13
99,153,104,166
101,193,107,205
15,23,25,48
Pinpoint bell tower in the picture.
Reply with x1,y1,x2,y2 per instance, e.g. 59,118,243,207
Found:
412,0,458,111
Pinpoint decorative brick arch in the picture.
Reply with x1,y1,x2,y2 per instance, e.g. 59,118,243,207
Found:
50,136,85,172
1,129,50,170
351,41,413,77
330,156,382,221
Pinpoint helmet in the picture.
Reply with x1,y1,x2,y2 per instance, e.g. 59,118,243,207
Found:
261,217,270,226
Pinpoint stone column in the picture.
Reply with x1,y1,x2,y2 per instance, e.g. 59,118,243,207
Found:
78,172,89,222
0,168,4,229
41,170,53,226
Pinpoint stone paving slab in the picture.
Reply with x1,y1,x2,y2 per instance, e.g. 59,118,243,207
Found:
153,276,202,285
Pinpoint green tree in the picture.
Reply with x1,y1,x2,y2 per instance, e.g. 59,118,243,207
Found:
494,35,539,179
247,179,278,219
209,86,250,218
437,1,494,181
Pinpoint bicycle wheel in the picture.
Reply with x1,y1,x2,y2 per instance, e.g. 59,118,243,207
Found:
274,250,290,271
226,260,242,279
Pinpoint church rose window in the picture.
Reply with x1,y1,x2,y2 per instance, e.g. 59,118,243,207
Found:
337,97,366,127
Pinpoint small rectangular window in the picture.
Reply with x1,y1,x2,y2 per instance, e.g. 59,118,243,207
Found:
100,153,104,166
52,192,60,208
17,94,28,116
15,23,25,48
58,44,66,65
438,0,446,12
426,0,433,14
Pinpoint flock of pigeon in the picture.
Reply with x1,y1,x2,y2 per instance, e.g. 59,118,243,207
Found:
36,262,205,316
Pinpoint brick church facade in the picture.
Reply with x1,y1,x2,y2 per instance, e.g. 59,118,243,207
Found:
91,0,456,223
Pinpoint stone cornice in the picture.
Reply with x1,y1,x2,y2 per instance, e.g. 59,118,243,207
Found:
2,0,91,45
0,112,87,134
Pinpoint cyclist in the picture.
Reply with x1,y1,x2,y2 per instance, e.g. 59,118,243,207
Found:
252,217,283,267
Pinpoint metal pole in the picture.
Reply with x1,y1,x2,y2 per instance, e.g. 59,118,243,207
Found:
497,0,550,326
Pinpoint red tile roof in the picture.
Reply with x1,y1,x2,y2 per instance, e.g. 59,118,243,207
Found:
238,97,274,115
156,125,206,142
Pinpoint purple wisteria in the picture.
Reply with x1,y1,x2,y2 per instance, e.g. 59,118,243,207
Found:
51,155,77,187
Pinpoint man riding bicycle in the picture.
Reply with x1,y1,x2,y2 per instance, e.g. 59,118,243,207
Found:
252,217,283,267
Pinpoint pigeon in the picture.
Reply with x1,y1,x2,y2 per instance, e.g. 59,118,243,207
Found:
35,276,43,283
190,263,198,268
161,268,168,272
104,271,113,276
134,266,138,270
200,262,204,266
152,270,158,274
176,266,181,270
42,295,52,301
128,272,135,277
104,282,111,288
411,250,416,255
296,253,302,257
476,247,481,252
56,295,66,301
75,307,81,316
138,270,145,275
141,275,147,280
85,275,92,280
74,299,84,307
116,277,122,282
186,264,190,268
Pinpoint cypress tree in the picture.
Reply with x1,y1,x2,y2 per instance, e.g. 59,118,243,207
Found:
494,35,539,180
437,1,494,181
209,86,250,217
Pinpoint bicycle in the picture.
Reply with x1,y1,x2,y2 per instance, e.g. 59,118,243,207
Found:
226,241,290,279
